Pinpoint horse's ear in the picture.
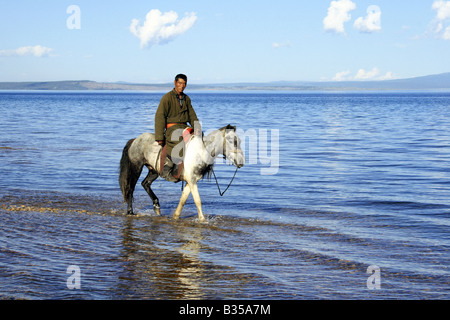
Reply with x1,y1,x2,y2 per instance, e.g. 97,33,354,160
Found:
226,124,236,131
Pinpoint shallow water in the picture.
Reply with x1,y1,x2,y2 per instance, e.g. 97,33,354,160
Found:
0,91,449,299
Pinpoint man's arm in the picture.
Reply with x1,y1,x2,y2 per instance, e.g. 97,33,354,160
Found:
155,96,167,144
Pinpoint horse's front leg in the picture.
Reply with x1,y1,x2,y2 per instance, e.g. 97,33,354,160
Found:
190,183,205,222
174,184,191,220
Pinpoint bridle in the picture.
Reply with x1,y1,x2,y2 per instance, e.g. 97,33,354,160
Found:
212,128,241,196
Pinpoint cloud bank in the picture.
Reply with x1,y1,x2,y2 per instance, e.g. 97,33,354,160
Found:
0,45,53,57
354,67,381,80
130,9,197,48
333,70,351,81
323,0,356,34
333,68,395,81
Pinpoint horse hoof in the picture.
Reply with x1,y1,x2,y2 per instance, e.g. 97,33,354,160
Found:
153,205,161,216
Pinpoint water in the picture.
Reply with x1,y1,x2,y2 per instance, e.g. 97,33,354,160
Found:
0,91,449,299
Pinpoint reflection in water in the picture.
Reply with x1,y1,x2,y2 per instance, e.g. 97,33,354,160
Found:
174,223,205,299
114,216,262,299
118,217,210,299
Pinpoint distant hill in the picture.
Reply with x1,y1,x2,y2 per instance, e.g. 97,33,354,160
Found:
1,72,449,91
0,80,173,91
207,72,450,91
304,72,450,90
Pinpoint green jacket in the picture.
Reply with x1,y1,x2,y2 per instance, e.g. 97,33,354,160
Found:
154,89,199,141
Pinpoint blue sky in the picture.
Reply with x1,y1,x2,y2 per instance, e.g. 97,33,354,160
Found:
1,0,449,83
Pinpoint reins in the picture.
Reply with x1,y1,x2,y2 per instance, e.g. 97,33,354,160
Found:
212,166,239,196
194,128,240,196
211,128,240,196
180,166,239,196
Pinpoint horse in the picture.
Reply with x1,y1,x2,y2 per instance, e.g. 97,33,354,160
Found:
119,124,245,221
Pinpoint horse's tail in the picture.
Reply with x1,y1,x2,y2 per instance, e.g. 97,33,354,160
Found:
119,139,142,203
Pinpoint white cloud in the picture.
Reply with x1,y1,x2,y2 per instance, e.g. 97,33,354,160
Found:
0,45,53,57
443,26,450,39
333,70,351,81
130,9,197,48
333,68,396,81
323,0,356,34
432,0,450,20
355,67,380,80
354,5,382,33
431,1,450,40
378,71,396,80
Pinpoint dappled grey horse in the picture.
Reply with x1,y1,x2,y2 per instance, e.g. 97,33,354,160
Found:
119,125,245,221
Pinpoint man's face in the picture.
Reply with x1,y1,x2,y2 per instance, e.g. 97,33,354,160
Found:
174,79,187,94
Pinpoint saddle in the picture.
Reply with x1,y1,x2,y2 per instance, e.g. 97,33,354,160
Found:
158,127,193,181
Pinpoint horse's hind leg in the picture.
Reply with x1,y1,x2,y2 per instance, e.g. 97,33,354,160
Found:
141,169,160,215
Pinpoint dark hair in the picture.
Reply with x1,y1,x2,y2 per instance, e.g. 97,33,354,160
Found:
175,74,187,82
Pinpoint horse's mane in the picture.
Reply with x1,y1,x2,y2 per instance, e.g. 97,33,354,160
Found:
195,124,236,180
219,124,236,132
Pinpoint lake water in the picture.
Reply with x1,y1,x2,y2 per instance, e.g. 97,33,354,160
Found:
0,91,449,299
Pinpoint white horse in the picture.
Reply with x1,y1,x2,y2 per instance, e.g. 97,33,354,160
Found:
119,125,245,221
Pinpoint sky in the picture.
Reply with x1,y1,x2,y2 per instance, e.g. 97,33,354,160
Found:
1,0,450,84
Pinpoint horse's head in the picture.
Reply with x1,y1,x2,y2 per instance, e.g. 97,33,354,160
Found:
222,125,245,168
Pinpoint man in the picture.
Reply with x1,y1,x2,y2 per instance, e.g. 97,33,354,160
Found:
155,74,200,182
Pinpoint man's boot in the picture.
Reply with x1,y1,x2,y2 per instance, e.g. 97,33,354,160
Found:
160,157,179,182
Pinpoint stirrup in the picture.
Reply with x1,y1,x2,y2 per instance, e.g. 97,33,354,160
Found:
161,163,179,182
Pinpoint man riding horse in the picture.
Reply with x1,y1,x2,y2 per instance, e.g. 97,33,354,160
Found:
155,74,201,182
119,77,244,217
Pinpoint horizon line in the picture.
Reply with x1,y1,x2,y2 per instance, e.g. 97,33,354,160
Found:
1,71,450,86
